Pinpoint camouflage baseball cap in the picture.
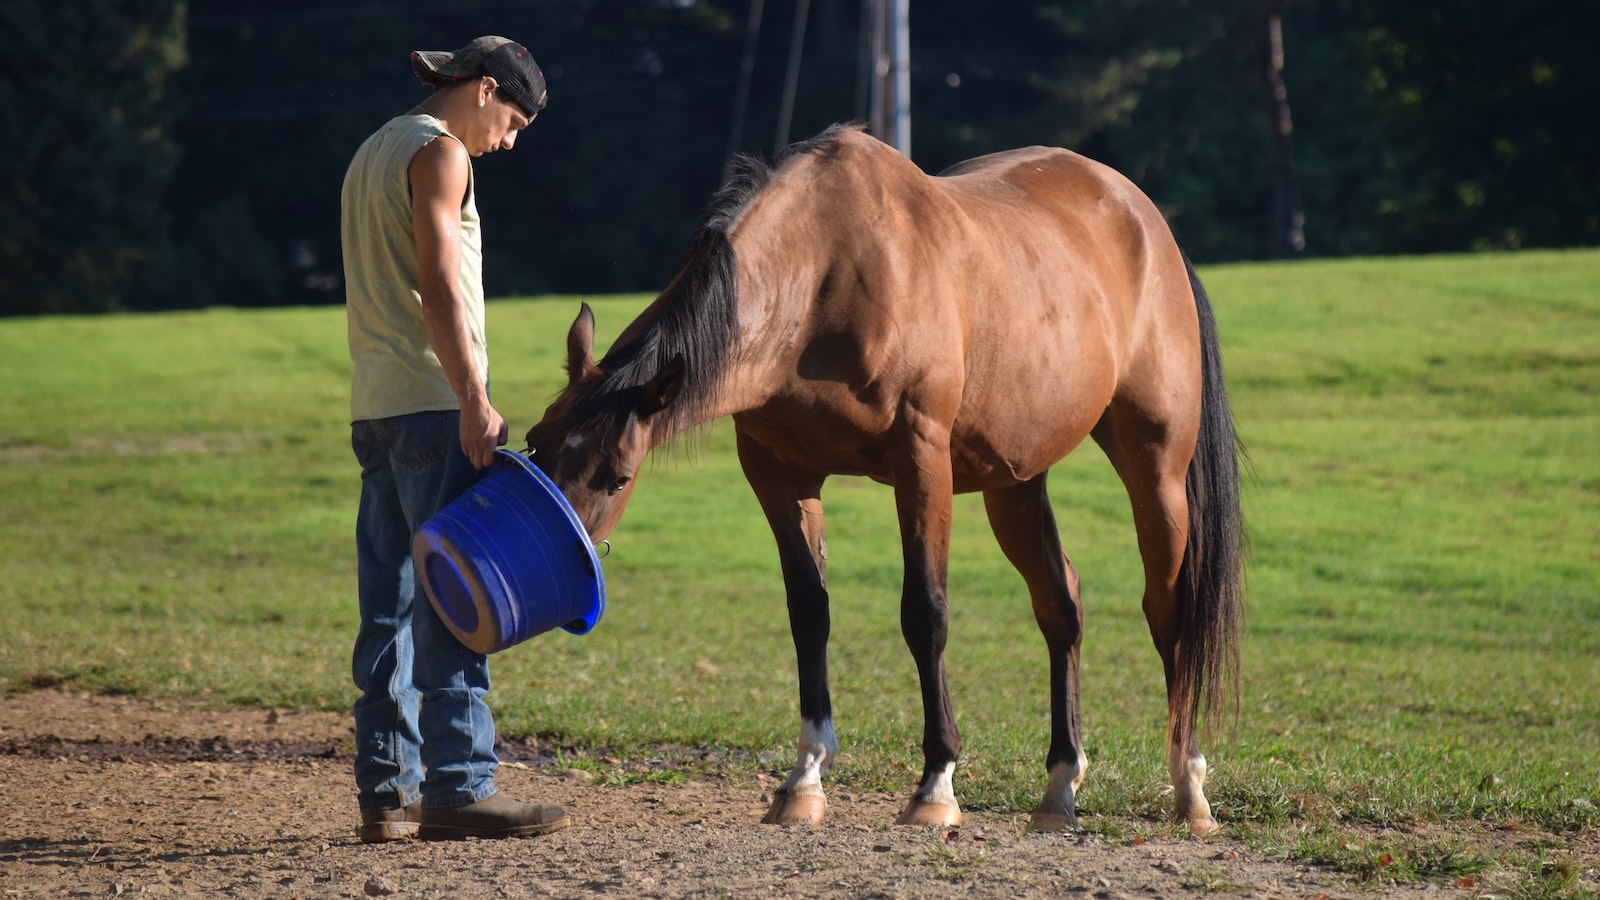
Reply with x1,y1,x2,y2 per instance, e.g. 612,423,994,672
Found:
411,36,548,120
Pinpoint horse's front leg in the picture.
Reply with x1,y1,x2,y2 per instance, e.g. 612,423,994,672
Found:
891,425,962,828
737,431,835,826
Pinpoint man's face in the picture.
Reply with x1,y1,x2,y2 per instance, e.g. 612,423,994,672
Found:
464,79,533,156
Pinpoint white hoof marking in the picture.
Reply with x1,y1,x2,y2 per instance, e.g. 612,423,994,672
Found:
916,761,958,808
777,719,837,797
1039,750,1089,819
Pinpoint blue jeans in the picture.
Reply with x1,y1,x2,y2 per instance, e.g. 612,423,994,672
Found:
350,411,499,811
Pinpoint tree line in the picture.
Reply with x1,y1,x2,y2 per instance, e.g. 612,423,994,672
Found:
2,0,1594,316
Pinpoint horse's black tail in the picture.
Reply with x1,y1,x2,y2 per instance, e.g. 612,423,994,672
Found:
1174,255,1247,743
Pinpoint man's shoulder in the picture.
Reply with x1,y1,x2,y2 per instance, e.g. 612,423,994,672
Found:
411,130,468,166
408,129,471,204
355,115,449,160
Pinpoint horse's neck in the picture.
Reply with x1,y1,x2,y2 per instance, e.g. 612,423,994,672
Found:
704,243,817,421
660,192,831,430
620,256,781,442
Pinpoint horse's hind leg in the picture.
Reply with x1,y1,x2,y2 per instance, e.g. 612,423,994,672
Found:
984,475,1087,832
737,430,835,826
1092,412,1218,835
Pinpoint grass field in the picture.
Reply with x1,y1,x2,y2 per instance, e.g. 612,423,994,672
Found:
2,249,1596,890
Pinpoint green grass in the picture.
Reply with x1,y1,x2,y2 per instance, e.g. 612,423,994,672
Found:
2,250,1597,892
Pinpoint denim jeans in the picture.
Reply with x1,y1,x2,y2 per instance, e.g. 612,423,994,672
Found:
350,411,498,811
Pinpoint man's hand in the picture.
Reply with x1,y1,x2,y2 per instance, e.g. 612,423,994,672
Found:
460,396,509,469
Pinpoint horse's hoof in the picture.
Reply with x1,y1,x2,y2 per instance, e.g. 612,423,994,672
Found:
894,800,961,827
1026,812,1078,833
761,791,825,825
1187,815,1221,837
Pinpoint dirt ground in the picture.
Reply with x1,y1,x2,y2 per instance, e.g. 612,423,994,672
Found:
1,690,1592,898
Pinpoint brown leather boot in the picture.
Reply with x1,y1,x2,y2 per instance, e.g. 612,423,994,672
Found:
418,792,570,841
359,801,422,843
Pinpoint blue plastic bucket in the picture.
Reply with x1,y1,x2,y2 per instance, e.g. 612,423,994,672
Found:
413,449,606,654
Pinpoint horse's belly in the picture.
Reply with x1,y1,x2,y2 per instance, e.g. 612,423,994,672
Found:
733,405,899,479
948,397,1103,492
735,329,1114,489
945,321,1118,490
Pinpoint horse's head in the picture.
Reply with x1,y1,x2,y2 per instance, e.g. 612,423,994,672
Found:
525,303,685,542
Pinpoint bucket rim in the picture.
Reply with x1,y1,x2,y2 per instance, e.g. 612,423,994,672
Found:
493,448,606,634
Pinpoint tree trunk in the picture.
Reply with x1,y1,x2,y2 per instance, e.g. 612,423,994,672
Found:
1260,0,1306,259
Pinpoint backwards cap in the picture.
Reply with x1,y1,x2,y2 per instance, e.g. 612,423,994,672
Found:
411,36,548,120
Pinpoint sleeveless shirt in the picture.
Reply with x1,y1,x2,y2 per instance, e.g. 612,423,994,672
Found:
341,113,487,422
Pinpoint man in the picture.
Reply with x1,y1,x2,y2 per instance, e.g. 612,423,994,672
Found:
341,36,567,842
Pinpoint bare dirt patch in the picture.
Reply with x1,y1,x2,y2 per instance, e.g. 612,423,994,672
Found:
0,690,1588,898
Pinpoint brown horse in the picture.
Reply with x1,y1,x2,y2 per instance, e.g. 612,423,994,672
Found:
525,122,1245,834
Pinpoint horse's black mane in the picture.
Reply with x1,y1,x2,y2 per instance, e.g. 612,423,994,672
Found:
573,123,865,442
705,122,865,236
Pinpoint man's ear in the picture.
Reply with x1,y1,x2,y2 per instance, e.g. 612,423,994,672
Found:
638,354,686,418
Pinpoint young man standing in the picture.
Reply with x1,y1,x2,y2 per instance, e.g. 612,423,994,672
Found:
341,36,566,842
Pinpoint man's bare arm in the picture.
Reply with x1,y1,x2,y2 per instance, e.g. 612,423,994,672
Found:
409,136,507,468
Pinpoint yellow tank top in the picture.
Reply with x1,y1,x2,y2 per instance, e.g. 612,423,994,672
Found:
341,113,486,422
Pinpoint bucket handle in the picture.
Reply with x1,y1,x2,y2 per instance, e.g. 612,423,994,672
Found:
580,539,611,579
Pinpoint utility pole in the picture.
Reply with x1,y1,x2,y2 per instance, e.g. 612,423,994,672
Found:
723,0,766,181
867,0,910,157
774,0,811,151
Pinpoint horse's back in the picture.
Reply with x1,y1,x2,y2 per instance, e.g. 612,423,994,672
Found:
926,145,1199,484
737,128,1200,489
935,143,1179,280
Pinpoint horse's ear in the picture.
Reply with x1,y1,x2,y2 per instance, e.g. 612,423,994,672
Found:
566,303,600,383
638,354,686,418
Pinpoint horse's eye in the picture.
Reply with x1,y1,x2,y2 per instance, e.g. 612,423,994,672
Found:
606,476,632,496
